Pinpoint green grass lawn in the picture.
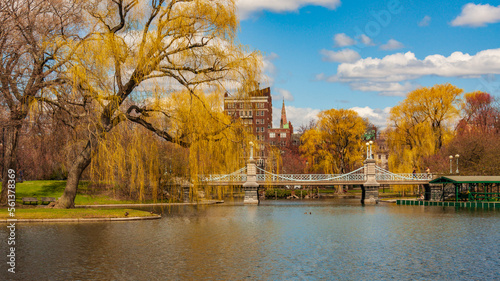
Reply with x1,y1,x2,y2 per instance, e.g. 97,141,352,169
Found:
4,180,174,205
0,208,158,219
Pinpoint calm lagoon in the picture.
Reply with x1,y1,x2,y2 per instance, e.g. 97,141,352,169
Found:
2,199,499,280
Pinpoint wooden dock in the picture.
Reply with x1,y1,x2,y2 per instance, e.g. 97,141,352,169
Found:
397,200,500,209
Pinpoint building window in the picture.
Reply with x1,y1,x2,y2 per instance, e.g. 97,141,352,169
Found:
270,132,275,138
280,133,287,138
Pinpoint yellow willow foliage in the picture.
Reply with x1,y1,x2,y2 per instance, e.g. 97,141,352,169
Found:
166,90,254,199
90,123,161,202
300,109,366,174
387,83,462,173
71,0,262,101
300,128,331,173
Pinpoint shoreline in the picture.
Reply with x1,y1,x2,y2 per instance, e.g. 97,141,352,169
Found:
0,215,161,223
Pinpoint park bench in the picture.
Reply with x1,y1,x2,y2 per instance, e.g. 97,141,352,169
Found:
22,197,38,205
40,197,56,205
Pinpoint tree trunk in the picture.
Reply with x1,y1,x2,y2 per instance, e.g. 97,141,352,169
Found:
54,139,94,208
0,124,21,205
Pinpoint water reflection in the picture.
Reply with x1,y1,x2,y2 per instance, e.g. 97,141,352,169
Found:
1,200,499,280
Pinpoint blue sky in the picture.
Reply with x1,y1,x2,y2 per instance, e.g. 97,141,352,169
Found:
235,0,500,128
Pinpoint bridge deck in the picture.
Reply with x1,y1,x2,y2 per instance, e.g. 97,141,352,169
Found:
204,180,431,186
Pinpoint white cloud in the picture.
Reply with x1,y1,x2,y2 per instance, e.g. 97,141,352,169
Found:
318,48,500,96
272,88,295,101
418,15,431,27
320,49,361,63
350,106,391,128
238,0,341,19
359,34,375,46
380,39,404,50
350,81,419,96
273,105,321,129
334,33,356,47
332,49,500,83
451,3,500,27
262,53,279,86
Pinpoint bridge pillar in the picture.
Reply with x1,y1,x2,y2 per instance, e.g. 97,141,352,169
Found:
243,142,259,204
362,159,380,204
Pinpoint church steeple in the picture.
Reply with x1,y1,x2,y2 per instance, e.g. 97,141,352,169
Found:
280,98,288,128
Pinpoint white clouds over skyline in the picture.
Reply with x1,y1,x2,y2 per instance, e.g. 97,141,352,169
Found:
273,105,320,128
318,48,500,96
451,3,500,27
237,0,341,19
280,105,390,129
351,106,391,128
334,49,500,83
273,88,295,101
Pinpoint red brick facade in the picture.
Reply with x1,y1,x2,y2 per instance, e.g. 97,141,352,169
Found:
224,87,294,167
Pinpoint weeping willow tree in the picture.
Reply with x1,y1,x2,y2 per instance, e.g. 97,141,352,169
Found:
90,90,252,202
300,109,366,174
44,0,262,208
386,84,462,194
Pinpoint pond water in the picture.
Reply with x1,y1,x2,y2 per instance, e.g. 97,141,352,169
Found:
2,199,499,280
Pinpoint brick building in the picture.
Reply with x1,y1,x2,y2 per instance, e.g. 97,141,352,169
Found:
224,87,294,168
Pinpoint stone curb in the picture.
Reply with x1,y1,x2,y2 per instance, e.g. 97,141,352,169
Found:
0,215,161,223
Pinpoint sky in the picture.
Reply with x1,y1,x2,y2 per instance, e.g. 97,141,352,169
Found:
235,0,500,129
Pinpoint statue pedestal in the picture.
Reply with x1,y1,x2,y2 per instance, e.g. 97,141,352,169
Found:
362,159,379,204
243,158,259,205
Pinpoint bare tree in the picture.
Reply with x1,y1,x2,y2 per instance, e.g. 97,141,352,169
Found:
0,0,85,204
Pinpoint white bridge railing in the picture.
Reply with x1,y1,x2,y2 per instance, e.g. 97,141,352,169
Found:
199,167,248,182
375,166,432,181
199,165,432,184
254,166,365,182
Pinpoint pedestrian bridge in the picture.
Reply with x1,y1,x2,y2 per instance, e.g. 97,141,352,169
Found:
199,165,432,186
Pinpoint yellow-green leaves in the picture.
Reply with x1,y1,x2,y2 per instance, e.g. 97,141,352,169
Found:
387,83,462,173
300,109,366,174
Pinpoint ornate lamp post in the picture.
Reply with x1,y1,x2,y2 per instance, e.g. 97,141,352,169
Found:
366,142,369,159
365,141,374,159
249,141,254,160
369,140,373,159
449,155,453,174
455,154,459,174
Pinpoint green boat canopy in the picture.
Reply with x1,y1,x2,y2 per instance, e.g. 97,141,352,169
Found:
430,176,500,184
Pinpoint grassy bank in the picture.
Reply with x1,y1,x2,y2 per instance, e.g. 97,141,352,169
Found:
5,180,175,205
0,208,157,219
